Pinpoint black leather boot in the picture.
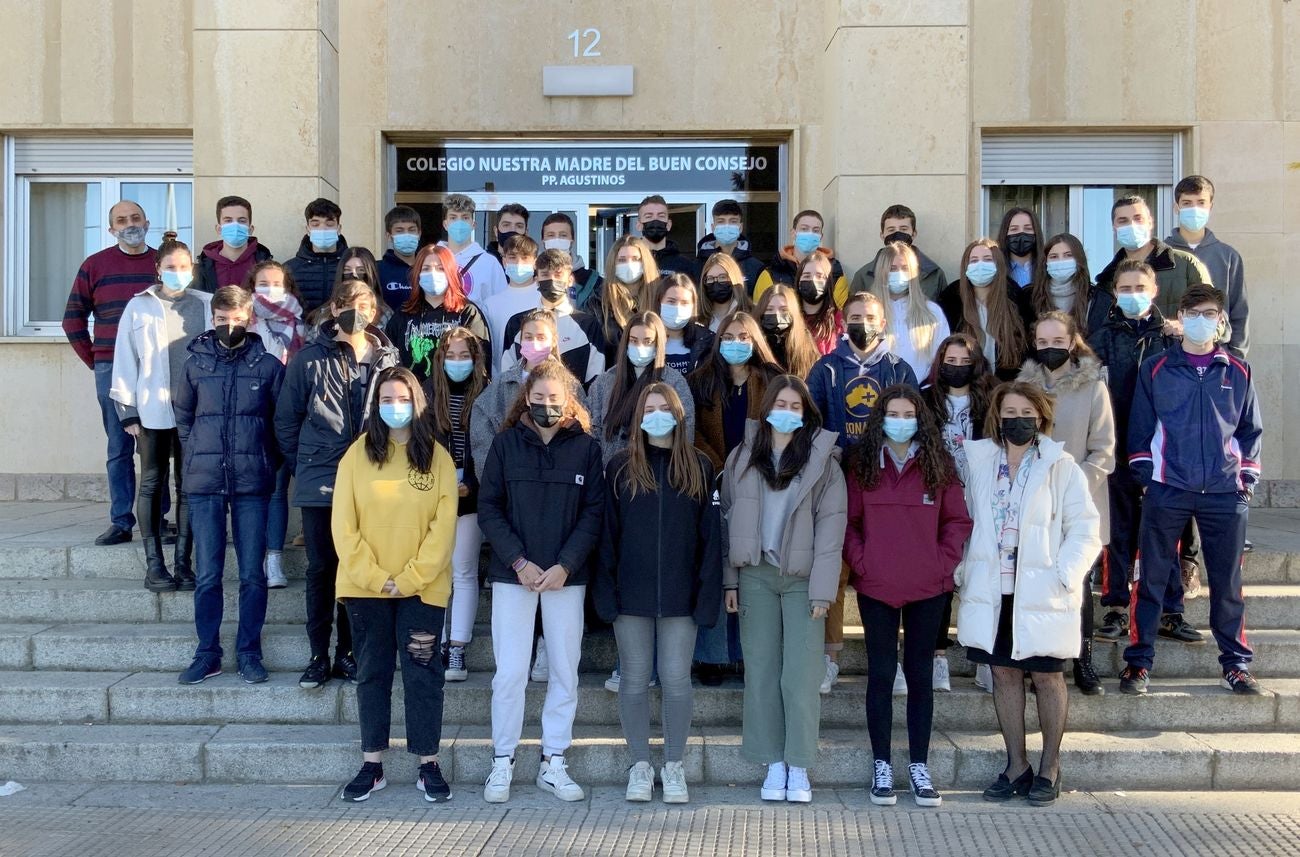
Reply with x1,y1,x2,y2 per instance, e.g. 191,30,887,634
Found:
1073,639,1103,695
143,536,177,592
172,515,196,591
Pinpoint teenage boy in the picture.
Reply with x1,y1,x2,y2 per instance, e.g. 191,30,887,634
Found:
63,200,158,546
377,205,423,313
637,195,693,277
285,198,348,316
502,249,607,387
488,203,530,263
482,234,544,371
754,209,850,307
440,193,507,303
1165,175,1249,358
541,212,604,310
193,196,273,293
693,199,765,295
1087,261,1181,641
1095,195,1210,322
849,205,948,301
1120,285,1263,697
173,286,285,686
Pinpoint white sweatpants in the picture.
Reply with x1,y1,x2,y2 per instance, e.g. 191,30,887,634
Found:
490,581,585,758
445,513,482,644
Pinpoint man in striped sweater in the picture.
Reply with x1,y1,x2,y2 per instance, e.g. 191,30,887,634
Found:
62,200,158,546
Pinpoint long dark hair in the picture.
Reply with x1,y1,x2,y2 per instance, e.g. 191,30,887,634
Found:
364,367,438,473
997,206,1044,266
848,384,956,495
922,333,997,430
614,382,707,502
745,374,823,490
754,284,820,378
603,311,668,442
688,310,780,409
793,254,839,347
425,327,489,438
1031,233,1096,336
956,239,1026,371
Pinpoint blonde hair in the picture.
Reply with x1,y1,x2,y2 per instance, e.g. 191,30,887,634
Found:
870,242,942,365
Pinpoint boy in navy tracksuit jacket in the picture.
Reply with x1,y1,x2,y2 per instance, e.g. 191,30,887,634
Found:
1121,285,1263,695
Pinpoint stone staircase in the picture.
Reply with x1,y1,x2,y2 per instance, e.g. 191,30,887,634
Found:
1,502,1298,792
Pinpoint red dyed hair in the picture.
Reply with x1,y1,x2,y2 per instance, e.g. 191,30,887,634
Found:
401,244,467,314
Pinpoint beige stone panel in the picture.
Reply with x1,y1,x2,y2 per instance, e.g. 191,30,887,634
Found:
827,26,968,175
0,346,101,474
338,1,387,247
1284,121,1300,233
59,0,119,124
192,30,325,178
318,29,341,192
1197,122,1284,234
834,0,968,28
131,0,193,127
192,176,339,269
1286,1,1300,120
1194,0,1281,121
1206,232,1282,347
0,2,47,124
193,0,323,33
970,0,1029,124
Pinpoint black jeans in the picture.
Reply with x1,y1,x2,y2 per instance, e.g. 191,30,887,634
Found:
859,592,947,765
137,427,188,547
346,597,447,756
301,506,351,660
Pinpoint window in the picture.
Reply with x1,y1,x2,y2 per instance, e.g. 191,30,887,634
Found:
981,133,1181,279
4,137,193,336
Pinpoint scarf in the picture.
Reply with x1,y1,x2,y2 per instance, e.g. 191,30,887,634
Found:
253,292,305,361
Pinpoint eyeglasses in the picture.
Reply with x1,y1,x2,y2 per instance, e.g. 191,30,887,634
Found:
703,278,732,287
1181,309,1222,321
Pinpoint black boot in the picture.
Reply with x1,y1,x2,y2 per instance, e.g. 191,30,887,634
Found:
143,536,178,592
1073,640,1103,695
173,517,196,592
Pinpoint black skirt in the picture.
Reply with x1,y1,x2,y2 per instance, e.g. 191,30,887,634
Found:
965,594,1068,673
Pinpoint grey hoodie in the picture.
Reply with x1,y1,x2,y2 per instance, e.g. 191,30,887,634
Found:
1165,228,1248,357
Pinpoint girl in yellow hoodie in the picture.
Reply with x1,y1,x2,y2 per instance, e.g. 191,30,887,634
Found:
332,366,457,804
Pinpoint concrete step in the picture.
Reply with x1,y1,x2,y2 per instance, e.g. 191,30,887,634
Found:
0,722,1294,790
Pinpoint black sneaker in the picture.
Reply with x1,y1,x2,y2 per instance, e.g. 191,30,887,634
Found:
178,656,221,685
1221,668,1262,695
238,656,269,684
341,762,386,802
417,760,452,802
870,759,896,806
1118,665,1149,695
907,763,941,808
94,525,133,546
334,652,359,684
299,655,331,689
1158,614,1206,645
1094,610,1128,642
696,663,725,687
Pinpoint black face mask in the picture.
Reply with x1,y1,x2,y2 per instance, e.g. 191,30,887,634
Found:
846,322,879,350
1006,233,1037,258
1035,347,1071,371
336,309,368,335
938,363,975,388
761,311,792,336
497,230,520,247
883,231,913,247
215,323,247,349
641,220,669,243
1001,416,1039,447
530,403,563,428
704,278,734,304
797,278,827,303
537,278,567,303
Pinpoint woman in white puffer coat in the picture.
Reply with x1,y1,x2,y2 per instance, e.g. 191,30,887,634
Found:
956,381,1100,809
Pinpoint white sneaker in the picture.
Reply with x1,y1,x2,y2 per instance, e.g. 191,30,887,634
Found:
819,654,840,695
660,761,689,804
932,655,951,692
975,663,994,693
605,669,621,693
445,645,468,682
892,663,908,696
537,754,585,801
531,638,549,683
483,755,513,803
760,761,787,801
786,766,812,803
265,551,287,589
625,760,653,802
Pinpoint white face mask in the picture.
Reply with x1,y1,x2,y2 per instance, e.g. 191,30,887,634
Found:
543,238,572,253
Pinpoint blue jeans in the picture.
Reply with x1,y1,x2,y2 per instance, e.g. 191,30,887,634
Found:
265,462,292,552
190,493,269,661
93,362,136,530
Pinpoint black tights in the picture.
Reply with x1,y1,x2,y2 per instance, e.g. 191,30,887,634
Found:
859,592,947,764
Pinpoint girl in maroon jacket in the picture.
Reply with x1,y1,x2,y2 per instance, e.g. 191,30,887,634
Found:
844,384,972,809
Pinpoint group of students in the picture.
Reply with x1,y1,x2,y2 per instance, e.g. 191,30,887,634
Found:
63,174,1261,809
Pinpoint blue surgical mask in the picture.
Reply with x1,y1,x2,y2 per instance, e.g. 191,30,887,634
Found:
659,303,693,330
719,340,753,366
883,416,918,444
766,409,804,434
444,359,474,382
713,224,741,245
220,222,250,248
446,220,473,244
793,231,822,255
505,263,534,284
1178,206,1210,232
419,270,449,295
379,402,414,429
887,270,911,295
160,269,193,291
627,343,656,367
310,228,339,251
965,261,997,287
1046,259,1077,282
1116,223,1151,251
1181,313,1219,345
640,410,678,438
392,233,420,256
1117,292,1153,318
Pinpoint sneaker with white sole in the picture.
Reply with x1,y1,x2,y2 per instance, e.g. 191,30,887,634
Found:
975,663,993,693
605,669,621,692
908,762,941,807
820,654,840,695
265,551,287,589
340,762,386,802
625,761,653,801
760,761,787,801
531,638,549,683
871,759,896,806
932,655,951,692
892,663,908,696
483,755,513,803
537,754,585,801
786,766,812,803
661,761,689,804
445,645,468,682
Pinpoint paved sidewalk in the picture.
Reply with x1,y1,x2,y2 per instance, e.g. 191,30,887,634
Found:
2,785,1299,856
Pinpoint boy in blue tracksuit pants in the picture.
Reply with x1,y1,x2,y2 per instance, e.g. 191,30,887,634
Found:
1120,285,1263,696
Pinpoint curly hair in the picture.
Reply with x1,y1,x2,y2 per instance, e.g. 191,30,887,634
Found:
503,357,591,432
847,384,956,495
